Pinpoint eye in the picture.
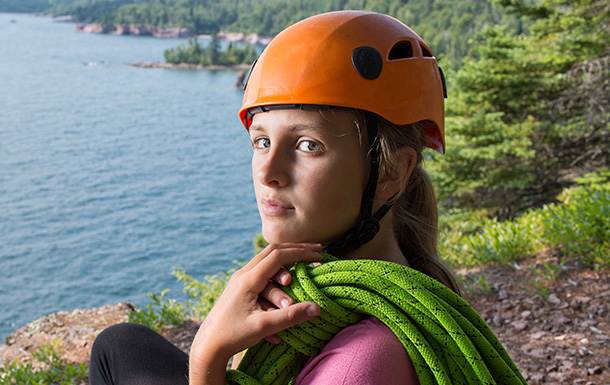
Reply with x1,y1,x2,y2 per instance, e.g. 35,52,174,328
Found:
297,140,322,152
253,137,270,149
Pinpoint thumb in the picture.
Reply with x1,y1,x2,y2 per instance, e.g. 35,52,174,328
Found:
259,302,320,336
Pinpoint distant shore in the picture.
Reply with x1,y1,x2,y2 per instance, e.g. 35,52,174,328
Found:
74,22,273,45
129,61,251,71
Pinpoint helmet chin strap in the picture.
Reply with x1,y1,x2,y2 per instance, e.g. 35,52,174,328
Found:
324,111,394,256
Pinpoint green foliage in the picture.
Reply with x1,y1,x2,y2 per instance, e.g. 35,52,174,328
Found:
127,288,187,332
163,36,258,66
442,169,610,268
529,258,564,282
0,0,57,13
460,272,493,295
0,340,88,385
441,209,544,267
172,265,237,320
434,0,610,216
128,262,241,330
544,178,610,266
526,257,565,298
253,234,269,254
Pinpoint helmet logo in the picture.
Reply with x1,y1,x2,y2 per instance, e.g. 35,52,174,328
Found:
351,46,383,80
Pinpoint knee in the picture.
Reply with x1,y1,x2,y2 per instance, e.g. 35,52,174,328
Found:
91,323,151,359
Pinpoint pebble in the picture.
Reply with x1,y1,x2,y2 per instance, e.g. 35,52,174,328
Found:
561,360,574,370
588,365,603,375
548,295,562,305
531,331,547,340
492,315,504,327
581,319,599,328
512,320,527,331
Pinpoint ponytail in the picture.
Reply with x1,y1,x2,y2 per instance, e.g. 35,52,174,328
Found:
378,119,462,295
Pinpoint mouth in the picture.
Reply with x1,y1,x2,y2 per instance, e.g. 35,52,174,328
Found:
260,198,294,216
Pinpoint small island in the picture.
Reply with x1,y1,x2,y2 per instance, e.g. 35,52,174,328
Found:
130,36,258,85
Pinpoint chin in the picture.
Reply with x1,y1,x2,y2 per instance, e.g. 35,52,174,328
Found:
262,227,315,245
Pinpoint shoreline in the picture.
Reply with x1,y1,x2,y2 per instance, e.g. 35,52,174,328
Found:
74,22,273,45
129,61,251,71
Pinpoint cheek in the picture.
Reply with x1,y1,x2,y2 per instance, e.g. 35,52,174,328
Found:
311,162,365,213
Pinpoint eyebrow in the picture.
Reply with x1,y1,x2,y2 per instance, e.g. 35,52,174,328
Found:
248,122,327,133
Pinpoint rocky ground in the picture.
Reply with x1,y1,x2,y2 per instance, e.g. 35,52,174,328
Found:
1,254,608,384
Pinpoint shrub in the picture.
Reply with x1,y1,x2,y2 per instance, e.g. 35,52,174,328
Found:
0,340,88,384
441,168,610,268
173,266,237,321
544,185,610,266
127,289,187,332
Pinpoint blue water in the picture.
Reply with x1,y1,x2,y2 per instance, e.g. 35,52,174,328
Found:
0,13,261,340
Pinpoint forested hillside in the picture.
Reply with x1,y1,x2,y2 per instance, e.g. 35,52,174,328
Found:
0,0,73,13
39,0,522,64
432,0,610,221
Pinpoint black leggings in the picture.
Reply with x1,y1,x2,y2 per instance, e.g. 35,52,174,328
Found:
89,323,189,385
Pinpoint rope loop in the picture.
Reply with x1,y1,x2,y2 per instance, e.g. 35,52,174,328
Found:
230,255,526,385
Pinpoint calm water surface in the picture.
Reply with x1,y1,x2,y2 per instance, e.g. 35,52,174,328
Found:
0,13,261,339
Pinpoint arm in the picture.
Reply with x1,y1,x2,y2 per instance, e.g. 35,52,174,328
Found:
189,243,323,385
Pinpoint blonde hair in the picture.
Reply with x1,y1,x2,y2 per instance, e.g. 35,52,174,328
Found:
377,118,462,295
320,107,460,294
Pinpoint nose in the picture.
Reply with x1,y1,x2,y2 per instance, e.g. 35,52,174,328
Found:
253,146,290,188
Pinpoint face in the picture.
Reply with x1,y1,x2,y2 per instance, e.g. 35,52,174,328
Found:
249,108,369,245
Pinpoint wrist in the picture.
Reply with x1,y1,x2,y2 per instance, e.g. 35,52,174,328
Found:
189,350,229,385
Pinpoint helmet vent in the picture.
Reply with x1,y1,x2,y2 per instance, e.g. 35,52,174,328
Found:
388,41,413,60
352,46,383,80
420,45,432,57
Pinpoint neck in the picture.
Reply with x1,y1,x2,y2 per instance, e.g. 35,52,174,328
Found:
335,211,409,267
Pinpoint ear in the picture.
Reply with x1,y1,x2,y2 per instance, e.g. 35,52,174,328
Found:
375,147,417,201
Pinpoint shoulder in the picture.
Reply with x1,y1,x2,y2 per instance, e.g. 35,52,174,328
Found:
294,317,419,385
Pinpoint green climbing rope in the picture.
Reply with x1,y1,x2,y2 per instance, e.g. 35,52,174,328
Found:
226,255,527,385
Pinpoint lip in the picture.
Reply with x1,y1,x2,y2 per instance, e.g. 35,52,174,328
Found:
260,197,294,216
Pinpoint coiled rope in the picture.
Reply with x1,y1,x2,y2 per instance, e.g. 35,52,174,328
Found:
226,255,527,385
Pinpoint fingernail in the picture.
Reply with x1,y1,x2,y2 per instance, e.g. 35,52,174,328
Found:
280,299,290,308
280,270,291,283
306,305,319,317
270,335,282,344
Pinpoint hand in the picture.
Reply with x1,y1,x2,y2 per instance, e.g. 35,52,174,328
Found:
189,243,323,385
259,257,305,344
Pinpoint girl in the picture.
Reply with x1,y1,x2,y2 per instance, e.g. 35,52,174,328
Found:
90,11,524,385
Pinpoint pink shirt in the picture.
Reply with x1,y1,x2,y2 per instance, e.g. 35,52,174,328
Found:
294,317,420,385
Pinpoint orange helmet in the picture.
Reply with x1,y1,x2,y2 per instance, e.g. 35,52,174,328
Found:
239,10,447,153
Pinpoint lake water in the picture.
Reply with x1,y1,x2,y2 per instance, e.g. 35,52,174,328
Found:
0,13,261,340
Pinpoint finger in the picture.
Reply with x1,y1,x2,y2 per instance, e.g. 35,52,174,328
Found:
261,281,293,309
239,243,276,274
264,334,283,344
248,243,323,270
258,296,276,311
253,302,320,338
248,248,322,292
272,268,292,286
271,243,323,251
